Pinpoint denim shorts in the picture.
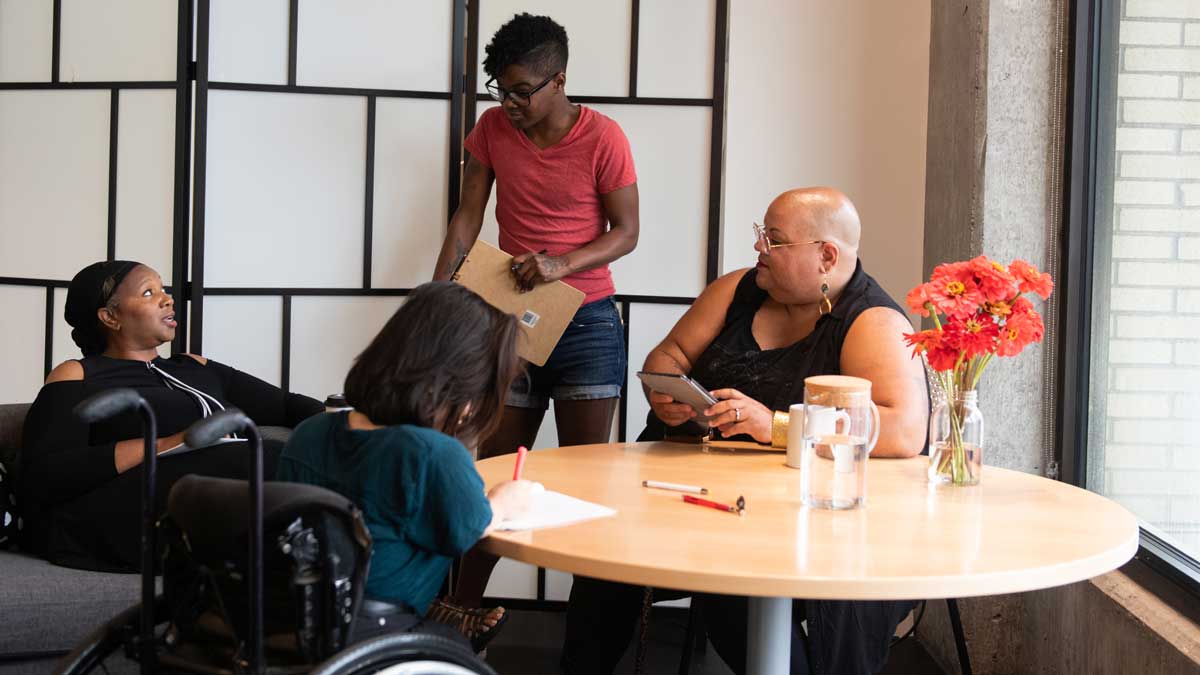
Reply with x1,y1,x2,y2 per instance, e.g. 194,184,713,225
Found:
507,296,626,409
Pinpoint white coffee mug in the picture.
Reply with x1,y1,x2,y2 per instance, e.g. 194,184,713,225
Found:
786,404,851,468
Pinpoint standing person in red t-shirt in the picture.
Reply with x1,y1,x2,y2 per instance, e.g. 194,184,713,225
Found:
434,13,638,460
431,11,639,623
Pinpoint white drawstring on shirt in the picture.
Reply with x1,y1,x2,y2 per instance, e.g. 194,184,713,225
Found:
146,361,239,439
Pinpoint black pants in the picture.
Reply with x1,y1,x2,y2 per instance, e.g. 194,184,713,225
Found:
41,439,284,572
562,576,813,675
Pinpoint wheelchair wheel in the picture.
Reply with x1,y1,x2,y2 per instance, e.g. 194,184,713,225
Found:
308,633,496,675
54,602,143,675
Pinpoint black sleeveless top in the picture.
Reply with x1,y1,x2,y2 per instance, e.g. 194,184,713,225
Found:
642,260,905,440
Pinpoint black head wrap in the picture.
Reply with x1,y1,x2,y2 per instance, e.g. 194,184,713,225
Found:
65,260,141,356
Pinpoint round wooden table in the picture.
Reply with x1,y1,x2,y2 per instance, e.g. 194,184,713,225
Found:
476,442,1139,674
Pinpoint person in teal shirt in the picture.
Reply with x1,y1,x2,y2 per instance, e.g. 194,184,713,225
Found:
277,282,537,652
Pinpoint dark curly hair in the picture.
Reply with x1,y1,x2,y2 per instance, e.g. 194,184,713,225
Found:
483,13,568,80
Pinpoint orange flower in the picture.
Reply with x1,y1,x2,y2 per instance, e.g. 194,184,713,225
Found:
1009,259,1054,299
905,283,936,317
969,255,1016,303
929,262,986,318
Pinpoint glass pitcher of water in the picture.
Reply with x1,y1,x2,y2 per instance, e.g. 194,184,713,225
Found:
799,375,880,509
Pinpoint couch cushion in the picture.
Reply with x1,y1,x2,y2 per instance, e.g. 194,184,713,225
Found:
0,550,143,657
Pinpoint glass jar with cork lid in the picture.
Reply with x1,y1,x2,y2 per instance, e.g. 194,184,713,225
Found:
798,375,880,509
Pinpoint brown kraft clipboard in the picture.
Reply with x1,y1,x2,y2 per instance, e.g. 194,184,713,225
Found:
452,239,585,366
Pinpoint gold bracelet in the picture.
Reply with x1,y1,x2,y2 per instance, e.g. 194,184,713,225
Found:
771,411,790,448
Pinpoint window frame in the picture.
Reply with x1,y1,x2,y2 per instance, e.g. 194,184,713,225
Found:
1061,0,1200,606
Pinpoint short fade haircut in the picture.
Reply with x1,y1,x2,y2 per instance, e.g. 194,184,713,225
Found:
483,13,568,80
343,282,522,449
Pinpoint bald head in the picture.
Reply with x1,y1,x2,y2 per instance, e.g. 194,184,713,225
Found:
766,187,861,250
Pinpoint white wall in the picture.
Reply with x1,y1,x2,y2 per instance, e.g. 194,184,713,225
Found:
722,0,930,314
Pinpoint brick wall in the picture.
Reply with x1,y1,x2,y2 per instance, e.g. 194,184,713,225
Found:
1102,0,1200,557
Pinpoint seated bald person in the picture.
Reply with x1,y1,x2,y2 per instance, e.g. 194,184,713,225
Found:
562,188,927,675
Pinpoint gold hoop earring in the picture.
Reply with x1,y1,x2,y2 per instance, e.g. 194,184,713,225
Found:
818,275,832,315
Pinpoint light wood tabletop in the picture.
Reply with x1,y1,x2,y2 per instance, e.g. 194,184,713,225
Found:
476,441,1140,601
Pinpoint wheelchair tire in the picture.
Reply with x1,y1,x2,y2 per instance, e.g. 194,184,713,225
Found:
53,602,143,675
309,633,496,675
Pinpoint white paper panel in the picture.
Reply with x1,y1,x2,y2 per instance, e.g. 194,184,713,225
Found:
477,1,630,97
288,296,404,400
59,0,176,82
625,302,690,439
115,90,176,279
545,568,572,602
296,0,452,91
636,0,714,99
0,0,53,82
371,98,449,288
598,104,709,298
204,90,365,288
473,104,502,247
483,557,537,600
209,0,289,85
0,287,46,404
0,90,108,280
202,297,283,386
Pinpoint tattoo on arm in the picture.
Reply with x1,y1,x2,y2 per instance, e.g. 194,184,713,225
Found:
443,240,468,277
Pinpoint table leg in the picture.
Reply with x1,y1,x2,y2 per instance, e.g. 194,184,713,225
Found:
747,596,791,675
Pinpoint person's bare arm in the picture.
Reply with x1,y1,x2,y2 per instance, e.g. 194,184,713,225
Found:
839,307,929,458
642,270,747,425
433,156,495,281
512,183,640,290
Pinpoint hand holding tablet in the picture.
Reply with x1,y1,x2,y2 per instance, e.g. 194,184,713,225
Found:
636,371,719,428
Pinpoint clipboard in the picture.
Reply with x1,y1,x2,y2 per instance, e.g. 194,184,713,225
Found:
452,240,585,366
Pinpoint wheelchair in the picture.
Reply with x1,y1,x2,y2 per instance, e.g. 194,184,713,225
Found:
56,393,495,675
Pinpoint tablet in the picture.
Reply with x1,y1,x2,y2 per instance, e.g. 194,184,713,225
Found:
636,371,719,427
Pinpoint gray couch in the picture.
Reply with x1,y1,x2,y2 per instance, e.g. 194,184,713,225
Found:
0,403,144,670
0,403,292,672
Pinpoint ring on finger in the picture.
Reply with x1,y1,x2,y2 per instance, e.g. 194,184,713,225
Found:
734,407,741,422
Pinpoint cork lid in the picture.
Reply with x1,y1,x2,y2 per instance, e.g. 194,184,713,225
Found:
804,375,872,397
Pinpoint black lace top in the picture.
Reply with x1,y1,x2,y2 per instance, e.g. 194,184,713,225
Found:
642,260,905,440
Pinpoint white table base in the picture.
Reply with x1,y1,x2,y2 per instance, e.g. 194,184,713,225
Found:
747,596,791,674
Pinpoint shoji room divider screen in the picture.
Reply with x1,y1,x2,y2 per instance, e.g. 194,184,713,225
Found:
1,0,727,606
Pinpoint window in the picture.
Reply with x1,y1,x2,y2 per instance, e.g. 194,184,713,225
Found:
1065,0,1200,590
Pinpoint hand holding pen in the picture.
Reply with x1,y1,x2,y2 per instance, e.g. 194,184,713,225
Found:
511,249,570,291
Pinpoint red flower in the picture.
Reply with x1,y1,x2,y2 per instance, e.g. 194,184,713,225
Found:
1009,259,1054,299
906,283,936,317
926,338,961,372
929,262,986,318
904,328,960,372
944,314,1000,359
969,256,1016,303
997,303,1045,357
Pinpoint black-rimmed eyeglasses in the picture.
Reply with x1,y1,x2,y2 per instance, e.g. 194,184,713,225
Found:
485,73,557,106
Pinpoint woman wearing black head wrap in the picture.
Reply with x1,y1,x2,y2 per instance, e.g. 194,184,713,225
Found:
19,261,323,571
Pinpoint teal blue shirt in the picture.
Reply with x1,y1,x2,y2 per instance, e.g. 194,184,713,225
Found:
276,412,492,614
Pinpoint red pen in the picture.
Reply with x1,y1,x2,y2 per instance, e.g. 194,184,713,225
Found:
513,445,529,480
682,494,745,515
